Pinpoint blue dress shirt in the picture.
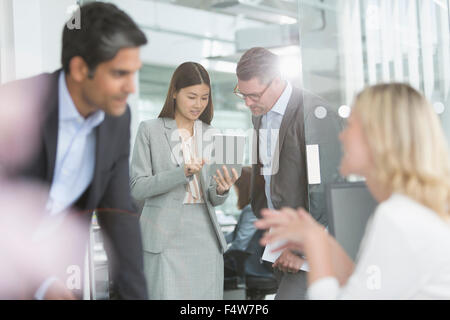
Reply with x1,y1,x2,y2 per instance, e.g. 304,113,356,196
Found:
46,71,105,215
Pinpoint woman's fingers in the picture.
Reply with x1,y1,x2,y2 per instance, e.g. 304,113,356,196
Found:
231,168,239,182
216,168,225,182
192,160,204,172
221,166,236,187
261,228,303,248
189,158,204,171
260,228,284,245
279,207,300,219
216,169,229,190
261,208,282,217
255,208,293,229
214,167,239,193
260,227,289,244
259,230,296,252
271,241,292,253
221,166,232,184
255,207,315,249
254,212,285,230
297,208,316,225
213,175,226,190
258,213,305,244
186,161,203,174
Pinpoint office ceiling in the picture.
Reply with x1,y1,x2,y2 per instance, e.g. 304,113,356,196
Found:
142,0,299,24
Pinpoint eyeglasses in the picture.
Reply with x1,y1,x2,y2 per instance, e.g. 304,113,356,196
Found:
234,79,273,102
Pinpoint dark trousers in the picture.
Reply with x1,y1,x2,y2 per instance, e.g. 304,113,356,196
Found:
274,268,308,300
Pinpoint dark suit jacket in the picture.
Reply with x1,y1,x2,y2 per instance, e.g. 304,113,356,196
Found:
250,86,343,226
1,70,147,299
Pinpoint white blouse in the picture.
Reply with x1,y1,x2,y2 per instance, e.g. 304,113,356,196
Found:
180,121,205,204
308,193,450,299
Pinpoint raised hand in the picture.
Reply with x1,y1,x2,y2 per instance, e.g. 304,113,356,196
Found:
213,165,239,195
184,158,205,177
254,207,323,253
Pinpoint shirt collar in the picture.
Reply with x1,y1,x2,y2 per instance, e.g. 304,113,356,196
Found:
58,71,105,127
269,80,292,116
181,120,201,143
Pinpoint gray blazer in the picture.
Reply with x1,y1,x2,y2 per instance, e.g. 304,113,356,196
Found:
130,117,228,254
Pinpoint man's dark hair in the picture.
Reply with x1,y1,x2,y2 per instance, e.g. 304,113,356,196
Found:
61,2,147,75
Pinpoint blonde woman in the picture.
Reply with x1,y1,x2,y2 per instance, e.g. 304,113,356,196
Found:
255,83,450,299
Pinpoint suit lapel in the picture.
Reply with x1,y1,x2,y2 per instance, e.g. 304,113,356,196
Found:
277,87,301,153
252,115,263,166
85,120,109,208
197,121,212,193
194,120,204,162
271,87,301,195
162,117,183,166
42,71,61,184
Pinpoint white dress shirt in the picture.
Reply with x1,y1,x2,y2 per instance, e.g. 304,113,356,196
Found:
181,120,205,204
308,193,450,299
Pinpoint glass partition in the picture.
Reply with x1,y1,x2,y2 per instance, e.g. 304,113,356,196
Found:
298,0,450,223
106,0,303,217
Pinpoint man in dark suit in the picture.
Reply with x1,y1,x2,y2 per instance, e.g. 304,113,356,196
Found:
235,47,343,299
0,2,148,299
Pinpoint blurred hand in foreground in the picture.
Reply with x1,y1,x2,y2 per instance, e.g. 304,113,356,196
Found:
254,207,325,253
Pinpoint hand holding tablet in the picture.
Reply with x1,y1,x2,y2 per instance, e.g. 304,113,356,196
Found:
213,165,239,195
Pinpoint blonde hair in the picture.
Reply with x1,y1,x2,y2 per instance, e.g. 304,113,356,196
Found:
353,83,450,221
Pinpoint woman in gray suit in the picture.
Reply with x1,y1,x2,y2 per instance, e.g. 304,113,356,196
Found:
130,62,238,299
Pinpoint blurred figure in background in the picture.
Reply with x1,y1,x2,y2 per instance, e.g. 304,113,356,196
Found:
225,167,257,252
256,83,450,299
224,166,274,280
0,2,148,299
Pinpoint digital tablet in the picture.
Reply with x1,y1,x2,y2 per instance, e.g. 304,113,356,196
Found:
207,134,246,178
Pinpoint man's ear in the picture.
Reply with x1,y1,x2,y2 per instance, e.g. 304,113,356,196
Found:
273,75,282,86
68,56,89,82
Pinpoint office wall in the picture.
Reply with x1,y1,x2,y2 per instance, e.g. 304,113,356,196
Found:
299,0,450,143
0,0,76,83
0,0,15,84
299,0,450,218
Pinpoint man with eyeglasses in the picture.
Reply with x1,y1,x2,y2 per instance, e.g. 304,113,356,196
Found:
235,47,342,300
